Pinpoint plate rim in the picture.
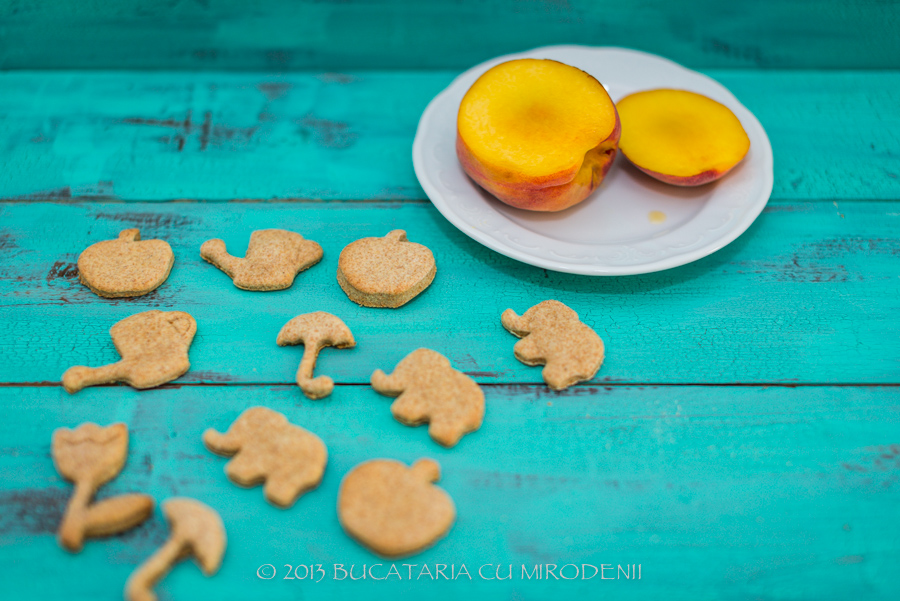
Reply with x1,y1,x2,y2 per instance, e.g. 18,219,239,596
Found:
412,45,774,276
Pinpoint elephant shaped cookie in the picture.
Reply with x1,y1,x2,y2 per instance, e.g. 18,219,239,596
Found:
201,229,323,291
203,407,327,508
337,230,436,308
371,348,484,447
62,310,197,393
78,229,174,298
501,300,604,390
338,458,455,558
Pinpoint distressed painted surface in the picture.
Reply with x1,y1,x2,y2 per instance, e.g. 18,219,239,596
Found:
1,201,898,385
1,0,899,70
1,384,898,600
1,71,899,201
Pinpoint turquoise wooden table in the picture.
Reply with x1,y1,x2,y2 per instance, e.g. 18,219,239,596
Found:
1,1,899,600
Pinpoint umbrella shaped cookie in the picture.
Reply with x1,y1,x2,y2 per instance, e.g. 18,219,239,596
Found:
277,312,355,399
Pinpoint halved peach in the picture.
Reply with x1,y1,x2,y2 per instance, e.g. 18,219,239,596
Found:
616,89,750,186
456,59,620,212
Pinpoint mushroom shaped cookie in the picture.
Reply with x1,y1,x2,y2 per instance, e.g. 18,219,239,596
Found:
200,229,323,291
338,458,455,558
277,312,355,399
501,300,604,390
77,229,174,298
203,407,327,508
371,349,484,447
337,230,436,308
62,310,197,393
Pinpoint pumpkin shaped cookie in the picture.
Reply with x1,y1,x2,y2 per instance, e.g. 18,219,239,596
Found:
338,458,455,558
337,230,436,308
200,229,323,291
62,310,197,393
203,407,327,508
372,348,484,447
77,229,174,298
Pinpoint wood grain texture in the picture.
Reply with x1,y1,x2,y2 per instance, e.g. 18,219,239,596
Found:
1,0,898,70
1,201,898,386
1,71,899,201
1,384,898,600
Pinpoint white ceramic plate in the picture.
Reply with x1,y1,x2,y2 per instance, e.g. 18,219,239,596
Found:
412,46,773,275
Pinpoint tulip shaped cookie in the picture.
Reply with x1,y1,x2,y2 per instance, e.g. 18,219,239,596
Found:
78,229,174,298
337,230,436,308
125,498,226,601
501,300,604,390
277,312,355,399
200,229,323,291
371,349,484,447
203,407,327,508
338,458,455,558
62,310,197,393
52,423,154,552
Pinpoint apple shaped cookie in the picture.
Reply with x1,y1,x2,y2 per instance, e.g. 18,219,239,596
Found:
337,230,436,308
501,300,604,390
200,229,323,291
77,229,174,298
62,310,197,393
338,458,455,558
372,348,484,447
203,407,327,508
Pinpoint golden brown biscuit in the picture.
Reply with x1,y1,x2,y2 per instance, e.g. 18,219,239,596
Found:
337,230,436,308
203,407,327,508
338,458,455,558
501,300,604,390
125,498,226,601
276,312,355,399
77,229,174,298
62,310,197,393
52,423,154,552
371,348,484,447
200,229,323,291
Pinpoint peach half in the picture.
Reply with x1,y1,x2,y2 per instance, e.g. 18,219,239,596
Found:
456,59,620,212
616,89,750,186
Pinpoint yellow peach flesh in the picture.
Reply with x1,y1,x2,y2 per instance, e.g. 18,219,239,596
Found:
616,89,750,186
456,59,620,211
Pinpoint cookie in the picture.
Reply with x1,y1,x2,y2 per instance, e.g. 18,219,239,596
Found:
338,458,455,558
337,230,436,308
277,312,355,399
77,229,174,298
52,423,154,552
371,348,484,447
501,299,604,390
125,498,226,601
62,310,197,393
203,407,327,508
200,229,323,291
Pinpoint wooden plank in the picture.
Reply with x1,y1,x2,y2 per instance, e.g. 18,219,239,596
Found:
1,1,898,70
1,384,898,600
0,71,898,202
1,201,898,385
